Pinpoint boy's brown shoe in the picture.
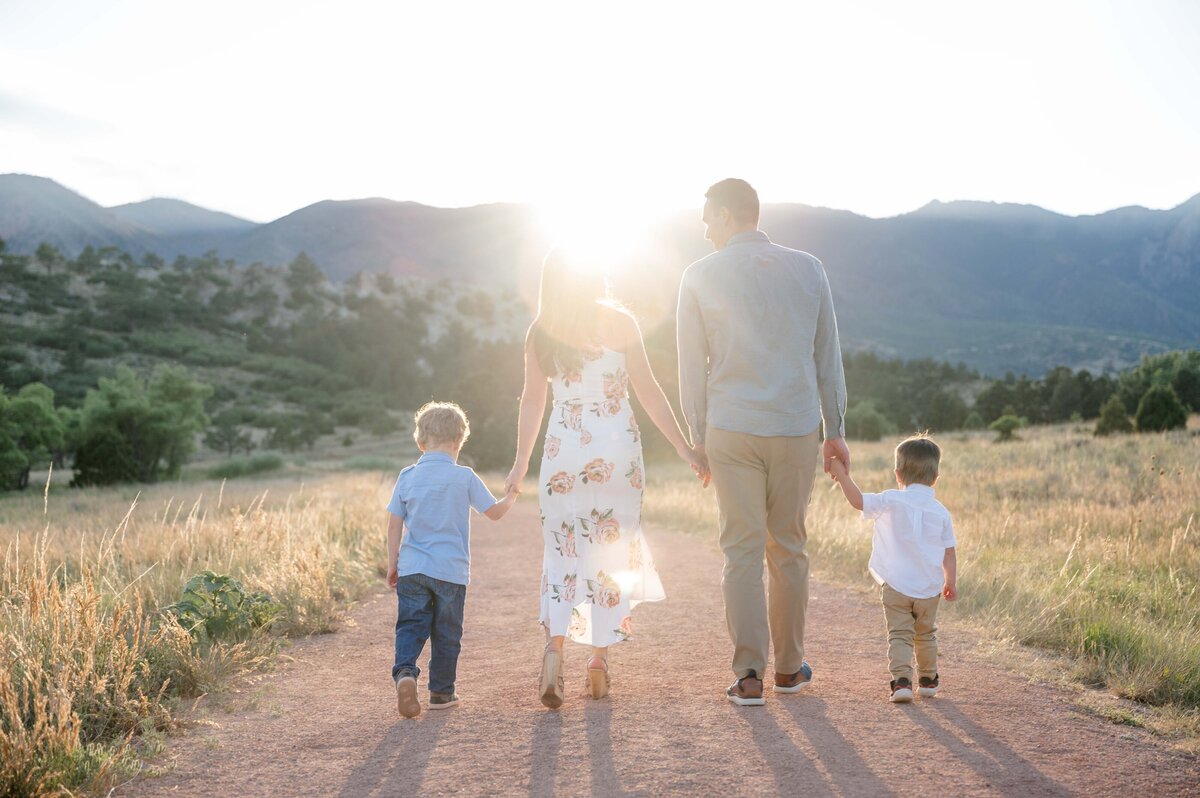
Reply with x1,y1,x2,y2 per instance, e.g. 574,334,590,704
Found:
773,661,814,693
429,692,460,710
917,674,939,697
396,675,421,718
889,678,914,703
726,670,766,706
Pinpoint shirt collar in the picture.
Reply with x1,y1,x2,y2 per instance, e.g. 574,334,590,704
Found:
726,230,770,247
418,451,455,465
902,483,934,496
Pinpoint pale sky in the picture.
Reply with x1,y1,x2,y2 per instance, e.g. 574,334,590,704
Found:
2,0,1198,226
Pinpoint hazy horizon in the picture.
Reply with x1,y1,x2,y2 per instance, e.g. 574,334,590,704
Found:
6,170,1197,228
2,0,1199,232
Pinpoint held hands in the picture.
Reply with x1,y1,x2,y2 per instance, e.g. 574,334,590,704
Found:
827,455,849,482
504,463,528,496
678,443,711,488
943,582,957,601
824,437,851,478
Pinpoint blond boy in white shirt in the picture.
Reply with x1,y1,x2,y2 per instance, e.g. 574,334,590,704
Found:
828,434,957,703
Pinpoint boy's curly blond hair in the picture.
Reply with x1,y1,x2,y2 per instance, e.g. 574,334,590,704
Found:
895,433,940,486
413,401,470,448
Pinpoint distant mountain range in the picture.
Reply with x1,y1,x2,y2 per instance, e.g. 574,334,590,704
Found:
2,172,1198,375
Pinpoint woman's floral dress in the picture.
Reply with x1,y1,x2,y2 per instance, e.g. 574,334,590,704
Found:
539,344,665,646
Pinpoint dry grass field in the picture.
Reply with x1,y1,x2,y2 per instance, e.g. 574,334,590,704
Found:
0,469,396,795
1,420,1197,795
644,419,1200,744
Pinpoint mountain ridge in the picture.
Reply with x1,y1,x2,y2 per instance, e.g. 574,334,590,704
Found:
2,173,1198,375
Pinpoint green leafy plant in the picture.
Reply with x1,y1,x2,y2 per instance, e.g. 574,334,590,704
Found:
988,414,1025,442
163,571,281,643
1094,395,1133,436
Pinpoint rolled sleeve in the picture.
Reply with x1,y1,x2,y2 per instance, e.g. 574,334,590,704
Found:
813,262,847,439
862,492,886,521
468,473,498,515
676,274,709,446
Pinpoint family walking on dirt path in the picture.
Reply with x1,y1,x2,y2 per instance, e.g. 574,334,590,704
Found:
389,177,955,715
128,181,1200,797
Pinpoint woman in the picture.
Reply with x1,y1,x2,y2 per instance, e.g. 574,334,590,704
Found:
505,249,707,709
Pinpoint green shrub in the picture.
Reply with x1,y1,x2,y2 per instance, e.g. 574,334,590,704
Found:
988,414,1025,442
963,411,985,430
1135,385,1188,433
163,571,281,644
205,452,284,479
1094,395,1133,436
845,401,896,441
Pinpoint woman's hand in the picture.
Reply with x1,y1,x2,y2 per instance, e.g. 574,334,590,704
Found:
677,444,711,488
505,462,528,495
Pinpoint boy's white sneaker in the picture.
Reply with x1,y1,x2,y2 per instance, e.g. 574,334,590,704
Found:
396,675,421,718
917,674,940,697
889,678,914,703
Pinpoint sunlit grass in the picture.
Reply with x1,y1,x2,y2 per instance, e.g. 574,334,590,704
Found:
643,421,1200,743
0,473,392,795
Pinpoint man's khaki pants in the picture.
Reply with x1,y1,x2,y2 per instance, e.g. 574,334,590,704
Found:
707,426,820,679
881,583,940,681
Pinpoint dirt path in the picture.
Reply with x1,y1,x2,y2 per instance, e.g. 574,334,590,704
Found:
122,501,1198,797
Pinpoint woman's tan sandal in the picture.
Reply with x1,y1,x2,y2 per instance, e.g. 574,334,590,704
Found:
540,649,565,709
586,658,610,700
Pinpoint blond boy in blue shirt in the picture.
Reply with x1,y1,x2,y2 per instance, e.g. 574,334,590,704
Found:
386,402,518,718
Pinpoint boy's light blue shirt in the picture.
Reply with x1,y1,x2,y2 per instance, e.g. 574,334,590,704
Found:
386,451,498,586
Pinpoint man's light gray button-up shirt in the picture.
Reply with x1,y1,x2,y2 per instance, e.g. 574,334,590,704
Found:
676,230,847,445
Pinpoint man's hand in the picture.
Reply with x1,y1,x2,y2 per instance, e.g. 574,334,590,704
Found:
823,436,850,476
387,566,398,589
828,455,849,482
943,583,957,601
687,443,711,488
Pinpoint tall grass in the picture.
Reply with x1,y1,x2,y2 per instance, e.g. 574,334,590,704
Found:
0,474,392,795
644,423,1200,727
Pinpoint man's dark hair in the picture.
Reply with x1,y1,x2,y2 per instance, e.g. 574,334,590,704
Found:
705,178,760,225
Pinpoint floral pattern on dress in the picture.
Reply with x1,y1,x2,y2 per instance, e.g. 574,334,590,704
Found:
551,573,577,603
586,570,621,608
538,346,665,647
568,607,588,638
580,459,614,485
552,521,577,557
613,616,634,640
546,471,575,495
580,508,620,544
626,459,643,490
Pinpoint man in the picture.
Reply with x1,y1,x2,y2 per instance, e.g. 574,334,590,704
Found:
677,178,849,706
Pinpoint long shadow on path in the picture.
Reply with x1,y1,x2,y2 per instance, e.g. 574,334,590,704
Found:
905,700,1071,796
779,697,896,797
335,711,450,798
528,711,563,797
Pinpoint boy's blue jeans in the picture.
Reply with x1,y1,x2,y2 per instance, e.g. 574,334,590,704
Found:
393,572,466,694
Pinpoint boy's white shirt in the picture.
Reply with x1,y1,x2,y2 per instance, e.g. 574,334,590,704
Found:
861,483,955,600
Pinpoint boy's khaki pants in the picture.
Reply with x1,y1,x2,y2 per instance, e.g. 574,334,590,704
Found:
881,584,940,681
707,426,819,679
